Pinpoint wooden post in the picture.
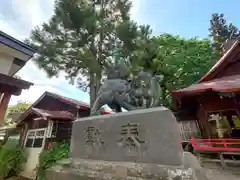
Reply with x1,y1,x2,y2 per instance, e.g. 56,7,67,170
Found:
197,107,212,138
0,93,11,124
211,114,224,138
226,114,235,128
20,123,28,148
0,93,3,103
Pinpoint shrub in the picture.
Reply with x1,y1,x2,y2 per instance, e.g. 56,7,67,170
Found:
36,143,69,180
0,139,27,178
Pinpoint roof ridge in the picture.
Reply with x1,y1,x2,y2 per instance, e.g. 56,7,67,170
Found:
45,91,90,108
0,30,36,51
198,40,240,83
31,107,75,120
16,91,89,125
32,107,73,114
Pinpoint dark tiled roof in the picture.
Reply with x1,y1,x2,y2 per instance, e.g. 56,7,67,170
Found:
31,108,75,120
0,73,33,95
0,30,36,56
172,74,240,96
0,73,33,89
16,91,111,125
171,40,240,111
16,91,90,124
45,92,112,113
45,91,90,109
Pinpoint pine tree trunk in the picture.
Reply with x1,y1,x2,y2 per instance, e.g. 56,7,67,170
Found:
89,73,101,108
89,73,96,108
89,0,104,108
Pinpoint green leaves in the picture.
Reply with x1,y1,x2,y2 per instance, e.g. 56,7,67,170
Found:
0,140,27,178
36,143,69,180
27,1,231,110
7,101,30,115
130,34,217,108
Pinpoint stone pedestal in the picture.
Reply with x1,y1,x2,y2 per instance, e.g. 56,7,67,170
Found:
46,107,208,180
71,107,182,165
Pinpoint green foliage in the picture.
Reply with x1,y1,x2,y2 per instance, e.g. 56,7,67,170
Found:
27,6,239,111
0,139,27,178
130,34,218,108
27,0,151,105
36,143,69,180
7,101,30,117
209,13,240,55
4,101,31,123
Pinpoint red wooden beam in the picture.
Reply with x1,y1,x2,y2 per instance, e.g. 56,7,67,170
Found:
0,93,11,124
190,137,240,152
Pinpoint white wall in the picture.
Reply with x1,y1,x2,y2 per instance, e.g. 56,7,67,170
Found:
0,43,29,61
21,128,47,179
21,148,43,179
0,43,30,76
0,52,13,75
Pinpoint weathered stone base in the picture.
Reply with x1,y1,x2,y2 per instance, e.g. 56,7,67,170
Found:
46,153,208,180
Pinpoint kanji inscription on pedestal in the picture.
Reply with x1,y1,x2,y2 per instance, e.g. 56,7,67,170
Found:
118,123,145,150
84,126,104,148
71,107,182,165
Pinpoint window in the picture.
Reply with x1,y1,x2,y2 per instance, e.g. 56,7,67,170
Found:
51,122,58,138
25,129,46,148
46,120,59,138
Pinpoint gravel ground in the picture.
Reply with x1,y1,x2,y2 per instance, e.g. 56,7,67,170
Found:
5,164,240,180
205,169,240,180
203,163,240,180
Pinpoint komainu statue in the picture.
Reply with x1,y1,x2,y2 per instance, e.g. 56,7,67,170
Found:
90,63,163,115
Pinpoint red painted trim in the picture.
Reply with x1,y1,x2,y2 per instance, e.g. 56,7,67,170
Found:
100,111,112,115
190,137,240,152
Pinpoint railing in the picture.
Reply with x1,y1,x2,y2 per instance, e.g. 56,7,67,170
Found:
190,137,240,152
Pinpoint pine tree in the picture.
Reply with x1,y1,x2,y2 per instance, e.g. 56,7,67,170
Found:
26,0,151,106
209,13,240,55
